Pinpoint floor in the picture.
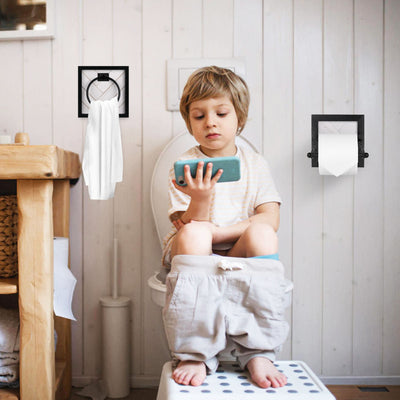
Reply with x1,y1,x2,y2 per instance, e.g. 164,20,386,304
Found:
70,387,157,400
70,386,400,400
327,385,400,400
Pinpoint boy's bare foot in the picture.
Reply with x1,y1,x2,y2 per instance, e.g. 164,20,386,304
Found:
172,360,207,386
246,357,287,388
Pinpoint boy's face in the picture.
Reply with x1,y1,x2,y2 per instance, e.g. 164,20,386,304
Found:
188,96,239,157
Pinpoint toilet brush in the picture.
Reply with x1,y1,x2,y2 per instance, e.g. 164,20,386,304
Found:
100,238,131,398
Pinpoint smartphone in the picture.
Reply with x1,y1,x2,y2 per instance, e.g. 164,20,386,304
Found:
174,156,241,186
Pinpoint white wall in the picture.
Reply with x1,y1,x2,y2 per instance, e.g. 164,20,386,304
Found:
0,0,399,386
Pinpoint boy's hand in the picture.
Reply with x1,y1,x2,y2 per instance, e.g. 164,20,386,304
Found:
172,218,185,231
172,161,223,201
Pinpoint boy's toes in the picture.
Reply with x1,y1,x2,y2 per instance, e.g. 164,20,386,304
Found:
246,357,287,389
173,369,188,385
172,361,207,386
191,375,204,386
270,373,287,388
251,373,271,388
278,374,288,387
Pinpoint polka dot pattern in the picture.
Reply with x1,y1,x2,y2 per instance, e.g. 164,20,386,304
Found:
163,360,336,399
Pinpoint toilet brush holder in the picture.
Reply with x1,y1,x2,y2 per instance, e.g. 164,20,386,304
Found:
100,296,131,398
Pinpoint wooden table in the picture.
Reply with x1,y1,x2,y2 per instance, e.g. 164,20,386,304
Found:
0,142,80,400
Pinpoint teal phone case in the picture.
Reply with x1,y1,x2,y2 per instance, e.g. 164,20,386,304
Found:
174,156,241,186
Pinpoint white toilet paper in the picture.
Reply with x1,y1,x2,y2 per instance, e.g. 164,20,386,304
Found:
53,237,77,321
318,121,358,176
0,135,11,144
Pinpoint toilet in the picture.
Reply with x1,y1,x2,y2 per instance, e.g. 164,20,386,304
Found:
147,132,335,400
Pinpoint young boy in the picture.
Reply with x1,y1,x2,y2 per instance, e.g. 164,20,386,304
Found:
162,66,288,389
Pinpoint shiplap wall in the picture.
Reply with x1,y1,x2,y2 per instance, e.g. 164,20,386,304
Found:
0,0,399,386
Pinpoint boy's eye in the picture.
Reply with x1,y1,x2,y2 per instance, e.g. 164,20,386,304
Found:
193,115,204,120
217,113,227,117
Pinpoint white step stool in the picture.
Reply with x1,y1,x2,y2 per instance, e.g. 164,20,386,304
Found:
157,361,336,400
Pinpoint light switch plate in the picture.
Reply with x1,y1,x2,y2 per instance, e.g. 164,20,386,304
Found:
167,58,246,111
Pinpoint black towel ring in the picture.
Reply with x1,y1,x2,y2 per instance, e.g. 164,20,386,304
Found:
86,73,121,103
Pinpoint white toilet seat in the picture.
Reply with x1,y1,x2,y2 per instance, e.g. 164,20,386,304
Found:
148,272,168,308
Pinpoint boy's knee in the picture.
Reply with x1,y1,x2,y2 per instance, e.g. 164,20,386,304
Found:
243,222,278,255
246,222,277,241
177,221,212,241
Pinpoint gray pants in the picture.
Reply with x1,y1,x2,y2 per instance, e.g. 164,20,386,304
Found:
162,255,289,373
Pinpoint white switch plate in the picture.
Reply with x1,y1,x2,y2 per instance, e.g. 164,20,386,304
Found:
167,58,246,111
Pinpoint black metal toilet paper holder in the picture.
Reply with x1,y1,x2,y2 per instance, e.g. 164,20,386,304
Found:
307,114,369,168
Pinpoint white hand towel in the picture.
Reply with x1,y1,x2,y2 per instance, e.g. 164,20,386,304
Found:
82,97,123,200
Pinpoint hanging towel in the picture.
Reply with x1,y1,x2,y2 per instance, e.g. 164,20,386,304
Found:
82,96,123,200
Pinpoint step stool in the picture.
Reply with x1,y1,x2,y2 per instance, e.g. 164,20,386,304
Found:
156,361,336,400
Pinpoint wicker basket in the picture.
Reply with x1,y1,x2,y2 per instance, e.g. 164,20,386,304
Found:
0,195,18,278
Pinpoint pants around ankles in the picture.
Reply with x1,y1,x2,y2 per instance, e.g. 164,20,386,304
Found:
162,255,289,373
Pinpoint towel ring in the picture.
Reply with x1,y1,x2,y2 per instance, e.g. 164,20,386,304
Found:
86,73,121,103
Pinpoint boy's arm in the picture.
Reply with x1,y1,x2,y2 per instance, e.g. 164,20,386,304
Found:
212,202,280,244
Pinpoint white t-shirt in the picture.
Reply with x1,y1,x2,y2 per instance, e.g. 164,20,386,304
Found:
162,144,281,265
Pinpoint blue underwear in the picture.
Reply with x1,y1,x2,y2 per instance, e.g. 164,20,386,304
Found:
251,253,279,261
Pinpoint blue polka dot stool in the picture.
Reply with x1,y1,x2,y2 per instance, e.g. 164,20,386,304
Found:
156,361,336,400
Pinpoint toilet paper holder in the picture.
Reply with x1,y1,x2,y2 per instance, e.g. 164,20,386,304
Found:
307,114,369,167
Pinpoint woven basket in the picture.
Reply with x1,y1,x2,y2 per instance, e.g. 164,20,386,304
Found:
0,195,18,278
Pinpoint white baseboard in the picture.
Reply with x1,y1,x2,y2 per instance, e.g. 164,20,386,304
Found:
321,376,400,386
72,375,160,388
73,375,400,388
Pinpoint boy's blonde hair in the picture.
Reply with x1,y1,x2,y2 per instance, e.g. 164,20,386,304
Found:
179,66,250,135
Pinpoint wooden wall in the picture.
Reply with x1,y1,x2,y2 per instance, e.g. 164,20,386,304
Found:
0,0,398,385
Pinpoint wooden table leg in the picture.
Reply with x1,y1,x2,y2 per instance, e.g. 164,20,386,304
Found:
17,180,55,400
53,180,71,400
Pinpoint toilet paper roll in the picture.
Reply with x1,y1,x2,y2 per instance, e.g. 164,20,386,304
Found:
0,135,11,144
318,133,358,176
53,237,77,321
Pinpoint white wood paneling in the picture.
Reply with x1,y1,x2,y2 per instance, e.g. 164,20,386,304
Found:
203,0,234,58
173,0,202,59
0,0,399,385
292,0,324,374
142,0,173,376
0,42,23,136
383,0,400,376
82,0,114,378
263,0,293,360
23,40,53,145
353,0,384,376
112,0,143,377
234,0,263,151
171,0,203,135
322,0,354,376
52,0,84,377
